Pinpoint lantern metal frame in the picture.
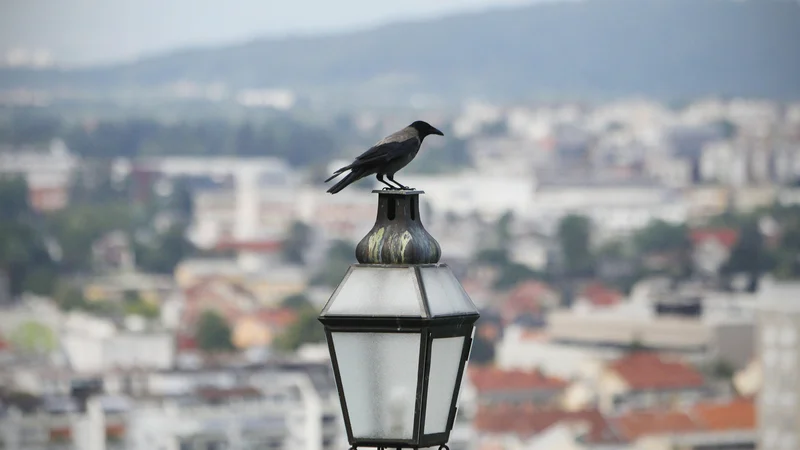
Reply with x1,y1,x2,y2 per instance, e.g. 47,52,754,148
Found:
319,263,479,450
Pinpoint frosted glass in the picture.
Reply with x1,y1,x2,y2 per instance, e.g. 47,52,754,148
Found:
453,327,476,407
424,337,465,435
419,266,478,317
325,266,423,316
332,332,421,440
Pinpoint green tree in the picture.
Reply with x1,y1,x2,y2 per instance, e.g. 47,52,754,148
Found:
134,224,195,274
195,310,235,352
10,321,57,354
281,293,313,311
273,308,326,351
475,248,509,265
633,220,689,254
493,263,545,290
282,221,313,264
311,240,355,287
773,213,800,279
722,220,769,291
122,292,160,318
468,333,495,365
0,177,57,296
557,214,594,276
48,203,133,272
495,211,514,248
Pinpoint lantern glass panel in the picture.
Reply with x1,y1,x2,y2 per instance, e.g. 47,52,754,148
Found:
331,332,421,440
419,266,478,317
423,336,466,435
325,267,422,316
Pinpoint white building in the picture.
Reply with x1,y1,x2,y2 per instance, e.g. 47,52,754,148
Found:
530,180,687,238
60,313,174,374
757,278,800,450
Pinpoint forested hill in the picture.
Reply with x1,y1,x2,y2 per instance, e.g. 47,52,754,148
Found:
1,0,799,101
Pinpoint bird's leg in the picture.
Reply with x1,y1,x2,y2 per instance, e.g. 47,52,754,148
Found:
376,174,397,190
387,174,411,190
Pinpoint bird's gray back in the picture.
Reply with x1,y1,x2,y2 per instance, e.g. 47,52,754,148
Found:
374,126,418,146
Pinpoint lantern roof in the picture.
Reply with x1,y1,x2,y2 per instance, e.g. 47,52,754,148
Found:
320,264,479,319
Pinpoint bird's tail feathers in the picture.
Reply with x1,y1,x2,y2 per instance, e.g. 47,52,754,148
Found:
327,168,364,194
324,166,351,183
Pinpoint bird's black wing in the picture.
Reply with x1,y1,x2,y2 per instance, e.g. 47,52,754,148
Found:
353,137,420,166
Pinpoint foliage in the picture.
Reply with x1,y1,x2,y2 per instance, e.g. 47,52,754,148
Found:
495,212,514,248
282,221,313,264
469,333,496,365
195,310,235,352
771,206,800,280
475,248,509,265
493,263,545,290
557,214,594,277
0,176,57,296
633,220,689,254
721,219,771,291
9,321,57,354
311,240,355,287
47,202,134,273
53,284,122,316
273,307,326,351
123,294,160,318
711,359,735,380
281,293,313,311
134,224,196,274
60,117,340,167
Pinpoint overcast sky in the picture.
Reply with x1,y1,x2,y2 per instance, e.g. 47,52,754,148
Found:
0,0,537,66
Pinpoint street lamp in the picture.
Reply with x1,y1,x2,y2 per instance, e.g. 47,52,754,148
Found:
319,190,480,450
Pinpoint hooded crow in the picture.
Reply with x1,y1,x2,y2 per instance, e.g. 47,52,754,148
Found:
325,120,444,194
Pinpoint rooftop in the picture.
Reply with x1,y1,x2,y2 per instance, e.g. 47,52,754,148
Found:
468,367,568,393
474,406,620,444
609,352,705,390
690,228,739,249
611,397,755,440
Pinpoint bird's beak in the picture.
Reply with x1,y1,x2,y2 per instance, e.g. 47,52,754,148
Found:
432,127,444,136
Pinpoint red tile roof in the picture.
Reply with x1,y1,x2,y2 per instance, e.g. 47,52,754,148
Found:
690,228,739,249
176,334,198,351
609,352,705,390
469,367,568,393
579,282,623,307
692,397,755,431
611,397,756,441
613,410,699,441
474,406,619,444
501,281,556,321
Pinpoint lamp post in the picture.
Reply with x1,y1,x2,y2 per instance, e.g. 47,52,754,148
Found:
319,190,480,450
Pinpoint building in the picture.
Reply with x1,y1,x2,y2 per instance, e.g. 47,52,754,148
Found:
613,397,756,450
0,139,78,212
757,278,800,450
596,352,707,413
466,367,568,407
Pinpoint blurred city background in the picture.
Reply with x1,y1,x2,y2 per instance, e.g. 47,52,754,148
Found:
0,0,799,449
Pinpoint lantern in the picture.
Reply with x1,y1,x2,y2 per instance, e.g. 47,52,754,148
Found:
319,190,480,450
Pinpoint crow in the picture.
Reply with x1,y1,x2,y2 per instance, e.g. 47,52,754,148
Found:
325,120,444,194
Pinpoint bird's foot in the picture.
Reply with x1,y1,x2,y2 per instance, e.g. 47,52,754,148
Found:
400,186,413,190
381,186,397,191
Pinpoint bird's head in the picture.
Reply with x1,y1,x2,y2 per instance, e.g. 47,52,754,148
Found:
410,120,444,138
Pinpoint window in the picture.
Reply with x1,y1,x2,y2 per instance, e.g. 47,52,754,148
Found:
764,349,778,368
763,326,778,346
780,327,797,347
